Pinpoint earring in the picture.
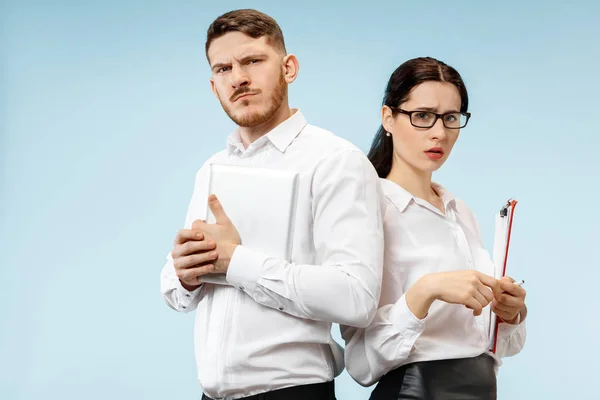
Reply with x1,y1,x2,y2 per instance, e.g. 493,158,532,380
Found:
385,131,391,137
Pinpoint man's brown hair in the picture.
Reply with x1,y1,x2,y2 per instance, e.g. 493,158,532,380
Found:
205,9,287,61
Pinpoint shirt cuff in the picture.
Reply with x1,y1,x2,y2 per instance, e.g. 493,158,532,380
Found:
389,294,426,341
225,245,268,296
175,279,202,311
498,312,522,337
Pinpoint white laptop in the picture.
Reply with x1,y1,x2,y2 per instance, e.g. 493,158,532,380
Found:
200,163,300,285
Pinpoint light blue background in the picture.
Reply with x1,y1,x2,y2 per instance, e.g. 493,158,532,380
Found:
2,1,598,399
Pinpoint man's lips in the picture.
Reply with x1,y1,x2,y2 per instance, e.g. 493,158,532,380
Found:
232,92,258,102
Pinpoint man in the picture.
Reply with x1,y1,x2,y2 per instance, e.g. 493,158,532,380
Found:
160,9,384,400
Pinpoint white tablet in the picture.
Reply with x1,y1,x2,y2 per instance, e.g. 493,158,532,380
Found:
201,163,300,285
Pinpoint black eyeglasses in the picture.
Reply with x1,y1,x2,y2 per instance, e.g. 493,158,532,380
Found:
391,107,471,129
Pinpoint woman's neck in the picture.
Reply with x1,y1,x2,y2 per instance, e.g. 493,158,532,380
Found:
386,155,444,213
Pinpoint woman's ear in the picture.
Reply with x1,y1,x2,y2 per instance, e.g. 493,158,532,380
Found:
382,105,395,134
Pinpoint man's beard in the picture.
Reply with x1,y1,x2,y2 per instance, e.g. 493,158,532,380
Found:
218,72,287,128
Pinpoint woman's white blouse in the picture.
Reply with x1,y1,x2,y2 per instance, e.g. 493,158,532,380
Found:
342,179,526,386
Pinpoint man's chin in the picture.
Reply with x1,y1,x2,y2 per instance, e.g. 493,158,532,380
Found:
230,110,269,128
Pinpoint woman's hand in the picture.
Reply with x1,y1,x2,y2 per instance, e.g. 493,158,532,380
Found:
406,270,501,319
491,276,526,324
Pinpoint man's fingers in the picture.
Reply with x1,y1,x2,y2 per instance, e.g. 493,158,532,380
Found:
178,240,216,257
191,219,207,232
179,264,216,283
175,229,204,245
208,194,230,224
172,237,214,258
174,251,219,270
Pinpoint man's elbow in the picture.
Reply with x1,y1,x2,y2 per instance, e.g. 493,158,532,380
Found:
344,288,378,328
355,272,381,328
352,303,377,328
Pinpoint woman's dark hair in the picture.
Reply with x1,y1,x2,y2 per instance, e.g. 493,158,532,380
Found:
367,57,469,178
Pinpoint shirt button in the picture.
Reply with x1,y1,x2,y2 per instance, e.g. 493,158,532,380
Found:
239,286,244,291
184,294,191,298
278,307,284,311
182,306,187,309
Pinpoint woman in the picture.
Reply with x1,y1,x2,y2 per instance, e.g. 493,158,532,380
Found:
342,57,527,399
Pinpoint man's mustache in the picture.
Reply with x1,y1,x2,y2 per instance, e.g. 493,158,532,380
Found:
230,87,261,102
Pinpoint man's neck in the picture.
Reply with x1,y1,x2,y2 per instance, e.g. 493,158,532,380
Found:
239,104,294,148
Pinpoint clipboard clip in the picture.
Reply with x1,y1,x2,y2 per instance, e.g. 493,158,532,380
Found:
500,198,516,217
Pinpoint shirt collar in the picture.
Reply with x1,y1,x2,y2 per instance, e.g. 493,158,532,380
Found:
226,109,307,155
431,182,457,210
381,178,456,214
226,130,246,154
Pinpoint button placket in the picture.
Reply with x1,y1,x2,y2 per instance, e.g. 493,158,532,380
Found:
450,216,474,269
251,144,269,168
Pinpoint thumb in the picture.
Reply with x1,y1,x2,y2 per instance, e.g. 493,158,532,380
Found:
208,194,230,224
499,276,515,291
499,278,519,293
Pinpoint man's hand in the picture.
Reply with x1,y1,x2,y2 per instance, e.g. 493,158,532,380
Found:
172,230,218,291
192,194,241,274
491,276,526,324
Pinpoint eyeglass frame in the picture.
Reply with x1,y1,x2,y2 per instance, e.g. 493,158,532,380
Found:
389,107,471,129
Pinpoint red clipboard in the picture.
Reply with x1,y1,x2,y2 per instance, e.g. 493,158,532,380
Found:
489,199,518,353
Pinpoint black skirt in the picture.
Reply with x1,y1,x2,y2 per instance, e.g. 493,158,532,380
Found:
369,353,497,400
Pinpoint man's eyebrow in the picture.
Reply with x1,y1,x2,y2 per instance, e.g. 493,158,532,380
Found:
210,61,229,71
210,53,268,71
238,53,267,61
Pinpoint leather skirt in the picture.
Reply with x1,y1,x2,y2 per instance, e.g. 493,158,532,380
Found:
369,353,497,400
